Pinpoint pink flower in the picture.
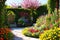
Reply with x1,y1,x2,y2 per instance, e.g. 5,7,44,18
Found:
29,28,39,33
21,0,40,9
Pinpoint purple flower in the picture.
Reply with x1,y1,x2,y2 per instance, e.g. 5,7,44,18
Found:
21,0,40,9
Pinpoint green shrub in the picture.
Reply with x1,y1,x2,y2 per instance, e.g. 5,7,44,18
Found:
35,9,59,28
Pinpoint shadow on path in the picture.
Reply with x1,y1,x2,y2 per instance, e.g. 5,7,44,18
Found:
13,35,23,40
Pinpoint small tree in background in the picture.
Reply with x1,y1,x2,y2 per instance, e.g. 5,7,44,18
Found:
47,0,56,14
21,0,41,23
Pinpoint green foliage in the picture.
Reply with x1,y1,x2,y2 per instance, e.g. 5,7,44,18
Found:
36,9,58,27
0,0,6,10
18,18,25,25
0,0,7,27
7,32,13,40
33,9,59,34
22,9,59,38
7,8,30,23
47,0,56,14
3,32,13,40
7,10,15,19
21,0,59,38
36,5,48,16
35,16,45,27
7,10,15,25
6,5,12,8
33,5,48,22
7,4,48,23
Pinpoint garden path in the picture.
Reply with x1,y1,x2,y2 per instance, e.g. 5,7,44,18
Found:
11,28,39,40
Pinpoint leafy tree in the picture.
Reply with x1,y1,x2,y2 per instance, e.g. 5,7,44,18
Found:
0,0,7,27
47,0,56,14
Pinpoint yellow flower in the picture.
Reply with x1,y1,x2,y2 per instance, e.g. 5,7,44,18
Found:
53,32,56,34
48,36,51,39
43,38,46,40
50,39,52,40
22,28,29,34
54,36,57,38
57,28,60,30
32,33,35,36
49,35,51,37
53,38,54,39
39,27,60,40
58,34,60,37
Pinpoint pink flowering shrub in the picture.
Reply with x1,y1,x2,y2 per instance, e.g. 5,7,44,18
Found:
21,0,40,9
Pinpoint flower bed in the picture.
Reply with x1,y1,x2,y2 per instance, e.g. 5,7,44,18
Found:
22,9,60,38
0,28,13,40
39,28,60,40
22,27,40,38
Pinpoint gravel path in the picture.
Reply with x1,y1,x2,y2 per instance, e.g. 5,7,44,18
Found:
11,28,39,40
